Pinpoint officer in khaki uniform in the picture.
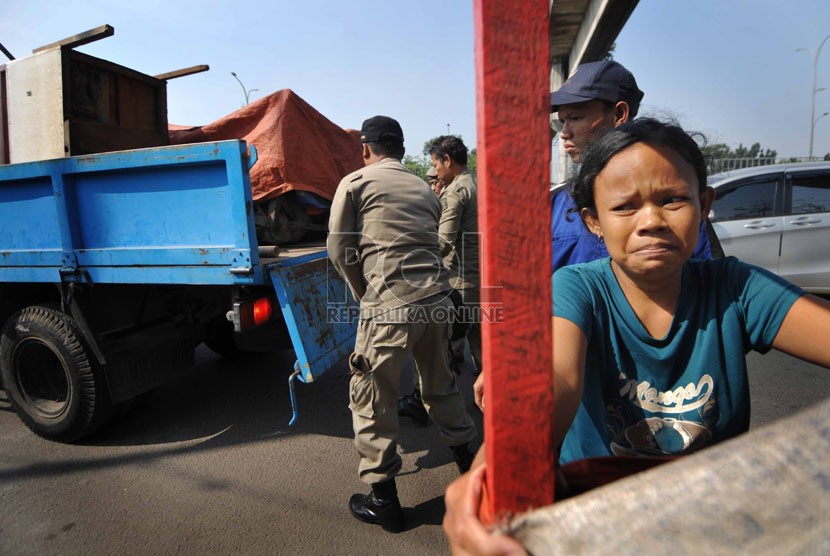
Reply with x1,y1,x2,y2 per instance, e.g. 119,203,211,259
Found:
327,116,477,534
398,136,482,425
432,136,481,373
426,166,444,195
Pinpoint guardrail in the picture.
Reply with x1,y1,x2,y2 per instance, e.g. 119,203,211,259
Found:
707,156,829,175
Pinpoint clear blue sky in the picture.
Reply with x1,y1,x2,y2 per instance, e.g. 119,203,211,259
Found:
615,0,830,159
2,0,829,159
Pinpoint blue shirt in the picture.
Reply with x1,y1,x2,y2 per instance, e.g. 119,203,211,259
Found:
551,187,715,271
552,257,804,464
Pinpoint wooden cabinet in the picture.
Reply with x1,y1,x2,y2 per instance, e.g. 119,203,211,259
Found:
5,47,168,163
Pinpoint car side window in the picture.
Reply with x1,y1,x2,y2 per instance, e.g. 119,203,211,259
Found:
710,178,777,223
789,173,830,215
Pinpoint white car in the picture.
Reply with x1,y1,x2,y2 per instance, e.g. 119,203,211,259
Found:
708,161,830,294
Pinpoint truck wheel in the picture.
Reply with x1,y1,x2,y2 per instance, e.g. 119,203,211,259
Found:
0,306,112,442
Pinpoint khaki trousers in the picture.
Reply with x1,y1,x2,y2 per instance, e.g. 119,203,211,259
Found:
459,287,482,373
415,287,482,390
349,296,477,485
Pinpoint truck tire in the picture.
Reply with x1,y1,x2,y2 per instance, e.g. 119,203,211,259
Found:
0,306,113,442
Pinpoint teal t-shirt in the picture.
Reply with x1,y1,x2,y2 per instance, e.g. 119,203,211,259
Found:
553,256,804,464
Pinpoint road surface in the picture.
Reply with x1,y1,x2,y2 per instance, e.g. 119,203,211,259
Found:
1,345,827,555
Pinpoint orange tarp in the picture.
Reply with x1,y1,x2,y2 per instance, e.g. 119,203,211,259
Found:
169,89,363,202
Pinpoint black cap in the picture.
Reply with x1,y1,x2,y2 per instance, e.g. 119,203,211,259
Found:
360,115,404,143
550,60,644,114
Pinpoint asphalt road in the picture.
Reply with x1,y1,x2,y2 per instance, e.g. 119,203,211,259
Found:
1,345,828,556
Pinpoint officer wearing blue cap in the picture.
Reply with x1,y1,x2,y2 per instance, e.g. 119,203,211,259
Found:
549,61,719,271
551,60,644,163
328,115,477,533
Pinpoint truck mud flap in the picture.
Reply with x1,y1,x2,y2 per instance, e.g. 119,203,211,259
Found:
267,255,357,383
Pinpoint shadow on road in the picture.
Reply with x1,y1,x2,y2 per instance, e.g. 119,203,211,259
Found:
1,344,483,486
405,495,446,529
87,345,357,447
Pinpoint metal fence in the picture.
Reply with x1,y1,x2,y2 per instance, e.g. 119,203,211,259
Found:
552,151,830,185
707,156,829,175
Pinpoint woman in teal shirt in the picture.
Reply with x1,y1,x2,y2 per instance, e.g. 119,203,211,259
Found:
445,119,830,555
553,119,811,463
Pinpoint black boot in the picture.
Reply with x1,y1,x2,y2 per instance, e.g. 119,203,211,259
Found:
451,443,475,474
349,479,405,533
397,388,428,426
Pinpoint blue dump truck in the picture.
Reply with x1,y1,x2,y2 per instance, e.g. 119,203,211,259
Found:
0,140,357,442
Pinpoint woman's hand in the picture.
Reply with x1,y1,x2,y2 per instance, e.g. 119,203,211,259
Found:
473,372,485,411
443,465,526,556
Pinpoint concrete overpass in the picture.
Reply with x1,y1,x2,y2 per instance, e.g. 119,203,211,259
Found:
549,0,639,89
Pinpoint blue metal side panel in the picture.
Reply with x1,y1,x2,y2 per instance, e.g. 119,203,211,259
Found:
0,177,63,250
267,251,358,383
70,163,237,249
0,141,266,285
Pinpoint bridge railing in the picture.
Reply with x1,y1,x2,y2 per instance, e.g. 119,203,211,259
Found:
707,156,829,175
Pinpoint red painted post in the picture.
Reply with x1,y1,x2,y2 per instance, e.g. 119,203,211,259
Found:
473,0,554,521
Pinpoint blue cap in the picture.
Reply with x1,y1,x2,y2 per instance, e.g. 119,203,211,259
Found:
550,60,644,114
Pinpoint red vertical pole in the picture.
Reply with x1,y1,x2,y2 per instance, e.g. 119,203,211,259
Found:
473,0,554,521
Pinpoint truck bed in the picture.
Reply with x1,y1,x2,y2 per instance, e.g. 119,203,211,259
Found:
0,140,267,285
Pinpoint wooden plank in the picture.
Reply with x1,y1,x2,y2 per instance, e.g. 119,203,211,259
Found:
69,50,165,87
509,399,830,554
67,120,168,156
154,65,210,81
0,42,14,61
115,73,163,129
474,0,554,521
32,24,114,54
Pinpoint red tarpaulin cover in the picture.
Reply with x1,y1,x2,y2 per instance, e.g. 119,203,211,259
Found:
169,89,363,203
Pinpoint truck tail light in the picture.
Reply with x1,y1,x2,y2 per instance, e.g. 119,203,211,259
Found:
230,296,277,332
252,298,273,326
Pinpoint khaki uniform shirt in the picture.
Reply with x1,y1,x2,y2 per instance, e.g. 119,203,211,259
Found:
438,171,480,290
328,158,450,316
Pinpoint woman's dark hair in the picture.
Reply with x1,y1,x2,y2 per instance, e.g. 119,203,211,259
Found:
571,118,708,213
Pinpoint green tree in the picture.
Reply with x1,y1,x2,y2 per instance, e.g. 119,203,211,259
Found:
702,142,778,174
423,139,435,159
701,143,732,161
733,142,777,160
702,142,777,160
403,155,432,180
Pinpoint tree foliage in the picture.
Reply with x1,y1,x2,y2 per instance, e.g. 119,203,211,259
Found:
703,142,778,174
702,142,777,160
403,155,431,180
